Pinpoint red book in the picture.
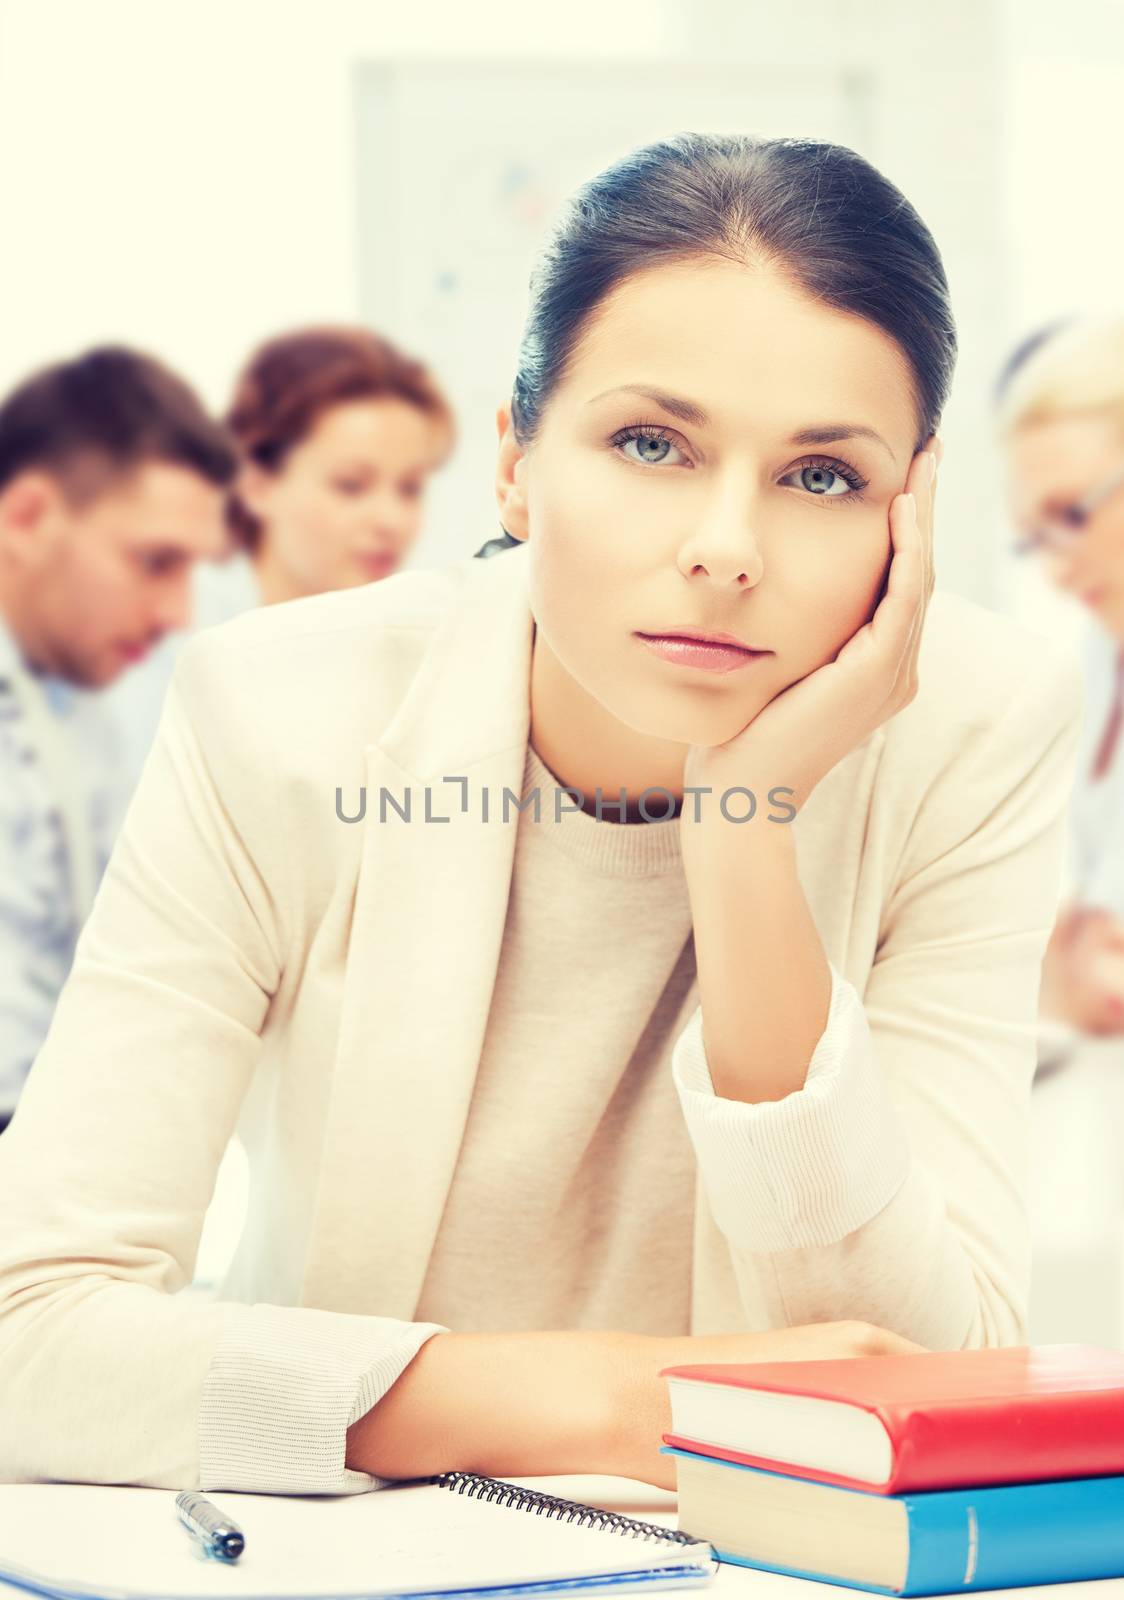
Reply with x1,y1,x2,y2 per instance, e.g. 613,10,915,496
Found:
660,1342,1124,1494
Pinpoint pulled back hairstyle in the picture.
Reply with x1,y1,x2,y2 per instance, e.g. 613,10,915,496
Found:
225,326,454,552
511,133,956,454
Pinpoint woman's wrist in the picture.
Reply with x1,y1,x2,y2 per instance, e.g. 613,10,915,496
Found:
344,1323,931,1491
344,1328,643,1482
679,802,829,1103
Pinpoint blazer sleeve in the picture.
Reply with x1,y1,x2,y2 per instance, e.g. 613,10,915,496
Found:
671,645,1084,1349
0,630,445,1492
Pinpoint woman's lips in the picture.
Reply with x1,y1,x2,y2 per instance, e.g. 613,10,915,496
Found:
635,632,770,674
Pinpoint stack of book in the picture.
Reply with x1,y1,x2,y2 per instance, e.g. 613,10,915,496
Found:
659,1343,1124,1595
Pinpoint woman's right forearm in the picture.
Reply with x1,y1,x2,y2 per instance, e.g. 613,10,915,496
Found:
344,1329,644,1482
343,1319,923,1487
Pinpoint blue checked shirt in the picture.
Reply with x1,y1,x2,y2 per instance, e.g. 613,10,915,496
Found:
0,617,129,1118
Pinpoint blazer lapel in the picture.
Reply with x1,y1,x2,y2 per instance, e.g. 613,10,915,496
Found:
301,547,536,1317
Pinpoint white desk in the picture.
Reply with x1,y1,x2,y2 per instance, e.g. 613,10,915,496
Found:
0,1474,1121,1600
1029,1036,1124,1347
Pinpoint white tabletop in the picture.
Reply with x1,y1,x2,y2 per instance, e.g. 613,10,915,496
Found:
0,1473,1121,1600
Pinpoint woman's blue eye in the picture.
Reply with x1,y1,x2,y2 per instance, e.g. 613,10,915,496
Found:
788,464,854,497
618,433,687,467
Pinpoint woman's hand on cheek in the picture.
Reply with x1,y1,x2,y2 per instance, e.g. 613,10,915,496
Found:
683,444,938,817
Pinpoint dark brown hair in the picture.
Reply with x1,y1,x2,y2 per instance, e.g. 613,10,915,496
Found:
0,345,238,500
512,133,956,453
224,325,454,552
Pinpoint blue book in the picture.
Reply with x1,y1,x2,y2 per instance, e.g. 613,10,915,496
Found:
664,1444,1124,1595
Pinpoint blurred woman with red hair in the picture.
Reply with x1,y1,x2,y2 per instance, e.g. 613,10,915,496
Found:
224,325,454,603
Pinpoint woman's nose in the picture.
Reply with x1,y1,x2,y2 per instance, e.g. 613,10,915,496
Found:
365,492,414,541
677,494,765,588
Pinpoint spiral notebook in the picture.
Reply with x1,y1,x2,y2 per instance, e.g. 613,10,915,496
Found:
0,1473,715,1600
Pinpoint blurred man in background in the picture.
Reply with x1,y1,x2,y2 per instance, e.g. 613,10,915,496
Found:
0,346,236,1133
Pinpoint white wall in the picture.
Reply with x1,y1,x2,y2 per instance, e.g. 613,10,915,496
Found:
0,0,684,408
997,0,1124,649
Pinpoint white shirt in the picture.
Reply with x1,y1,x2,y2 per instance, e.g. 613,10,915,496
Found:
1064,620,1124,915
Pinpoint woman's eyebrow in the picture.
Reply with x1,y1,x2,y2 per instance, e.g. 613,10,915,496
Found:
588,386,897,461
587,384,709,427
790,425,896,461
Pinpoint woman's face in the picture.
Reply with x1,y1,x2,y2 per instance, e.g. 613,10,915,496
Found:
1005,413,1124,638
503,256,922,750
247,397,447,594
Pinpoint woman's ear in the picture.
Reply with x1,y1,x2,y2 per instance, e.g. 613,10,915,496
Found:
494,405,529,542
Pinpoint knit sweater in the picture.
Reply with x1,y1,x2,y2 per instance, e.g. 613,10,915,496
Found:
415,742,698,1335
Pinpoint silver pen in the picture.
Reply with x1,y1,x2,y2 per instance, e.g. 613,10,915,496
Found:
175,1489,246,1562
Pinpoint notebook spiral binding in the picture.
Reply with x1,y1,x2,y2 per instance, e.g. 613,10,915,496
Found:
431,1472,705,1547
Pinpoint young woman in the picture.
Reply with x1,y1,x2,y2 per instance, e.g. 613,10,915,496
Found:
996,316,1124,1047
0,134,1081,1498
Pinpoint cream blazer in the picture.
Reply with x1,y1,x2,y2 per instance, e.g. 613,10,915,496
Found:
0,543,1083,1494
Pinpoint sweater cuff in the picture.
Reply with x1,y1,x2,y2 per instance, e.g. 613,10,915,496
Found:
198,1303,448,1492
672,962,910,1251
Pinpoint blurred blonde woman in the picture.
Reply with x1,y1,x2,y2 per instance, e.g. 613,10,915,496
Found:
997,316,1124,1048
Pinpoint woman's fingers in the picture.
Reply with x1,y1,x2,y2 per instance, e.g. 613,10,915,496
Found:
871,491,923,654
872,485,927,706
687,1320,927,1365
910,449,937,672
